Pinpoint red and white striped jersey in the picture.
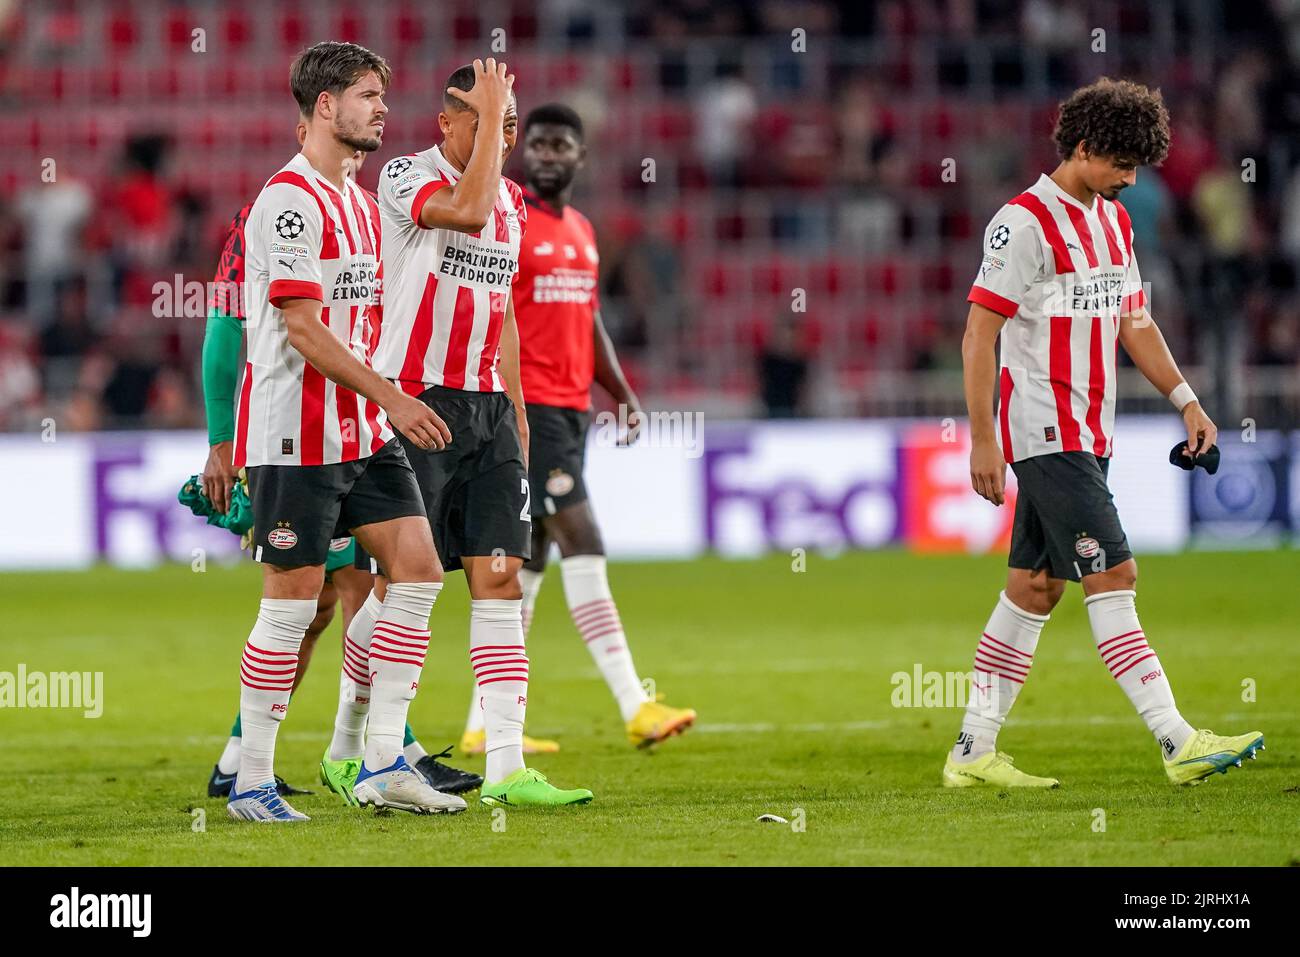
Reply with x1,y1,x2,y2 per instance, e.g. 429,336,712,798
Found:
371,145,526,394
968,173,1146,464
234,152,391,468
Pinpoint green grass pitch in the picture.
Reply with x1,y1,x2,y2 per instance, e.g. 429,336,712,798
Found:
1,550,1296,866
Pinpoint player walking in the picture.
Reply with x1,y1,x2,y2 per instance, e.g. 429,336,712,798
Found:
457,103,696,754
199,132,477,800
343,59,592,807
946,78,1264,788
227,41,463,821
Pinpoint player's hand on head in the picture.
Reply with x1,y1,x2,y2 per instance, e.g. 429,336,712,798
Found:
388,394,452,451
202,441,238,515
970,438,1006,506
1182,402,1216,457
447,57,514,118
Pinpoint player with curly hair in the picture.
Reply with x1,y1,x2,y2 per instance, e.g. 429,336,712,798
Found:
944,78,1264,789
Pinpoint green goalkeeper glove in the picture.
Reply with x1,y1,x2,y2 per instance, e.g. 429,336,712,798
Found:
178,475,254,537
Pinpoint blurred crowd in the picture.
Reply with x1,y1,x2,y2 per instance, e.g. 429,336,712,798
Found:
1,0,1298,431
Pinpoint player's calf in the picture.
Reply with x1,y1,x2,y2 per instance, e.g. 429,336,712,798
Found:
234,595,317,798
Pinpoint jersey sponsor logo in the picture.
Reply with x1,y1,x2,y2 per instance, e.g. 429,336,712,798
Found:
1074,536,1100,559
274,210,306,240
533,241,554,255
386,157,414,179
988,223,1011,250
330,262,379,304
531,271,597,304
438,242,518,287
268,525,298,549
276,258,298,273
1041,270,1130,315
328,537,350,552
545,469,575,497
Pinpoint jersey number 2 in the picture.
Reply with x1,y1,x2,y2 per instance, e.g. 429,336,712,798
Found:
520,477,532,522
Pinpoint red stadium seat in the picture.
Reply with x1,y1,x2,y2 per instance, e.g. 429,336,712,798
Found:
223,8,253,53
393,5,425,48
108,9,138,54
277,7,307,56
332,11,366,45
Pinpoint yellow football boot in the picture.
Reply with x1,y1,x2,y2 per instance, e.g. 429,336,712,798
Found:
1164,729,1264,786
626,699,697,748
942,751,1059,788
458,728,560,756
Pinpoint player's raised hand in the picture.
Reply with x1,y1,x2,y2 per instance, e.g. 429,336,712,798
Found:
970,437,1006,506
387,393,453,451
446,57,514,118
202,440,239,515
1182,401,1217,457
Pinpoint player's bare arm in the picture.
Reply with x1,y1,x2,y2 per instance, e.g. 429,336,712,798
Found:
498,294,529,467
1119,307,1217,456
593,308,642,444
420,58,515,232
280,296,452,450
963,302,1009,505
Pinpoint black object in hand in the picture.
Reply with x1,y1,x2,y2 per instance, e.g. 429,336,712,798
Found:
1168,441,1220,474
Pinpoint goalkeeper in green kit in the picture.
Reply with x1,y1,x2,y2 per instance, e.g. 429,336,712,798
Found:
189,134,481,801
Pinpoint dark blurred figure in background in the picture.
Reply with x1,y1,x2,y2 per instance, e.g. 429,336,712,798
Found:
757,310,810,418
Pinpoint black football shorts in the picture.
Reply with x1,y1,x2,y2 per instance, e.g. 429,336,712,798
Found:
1008,451,1133,582
246,438,425,569
526,403,591,519
369,385,532,573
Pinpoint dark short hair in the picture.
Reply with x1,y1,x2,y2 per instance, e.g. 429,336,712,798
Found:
443,63,478,111
290,41,391,117
524,103,584,141
1052,77,1170,166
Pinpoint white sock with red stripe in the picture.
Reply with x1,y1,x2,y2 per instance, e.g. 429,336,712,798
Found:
328,589,383,761
469,599,528,783
561,555,649,721
364,582,440,770
462,569,543,736
1085,590,1194,756
951,591,1048,763
235,598,316,793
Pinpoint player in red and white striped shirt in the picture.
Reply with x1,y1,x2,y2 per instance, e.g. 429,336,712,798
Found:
366,59,592,807
455,103,696,755
227,42,466,822
946,79,1263,789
